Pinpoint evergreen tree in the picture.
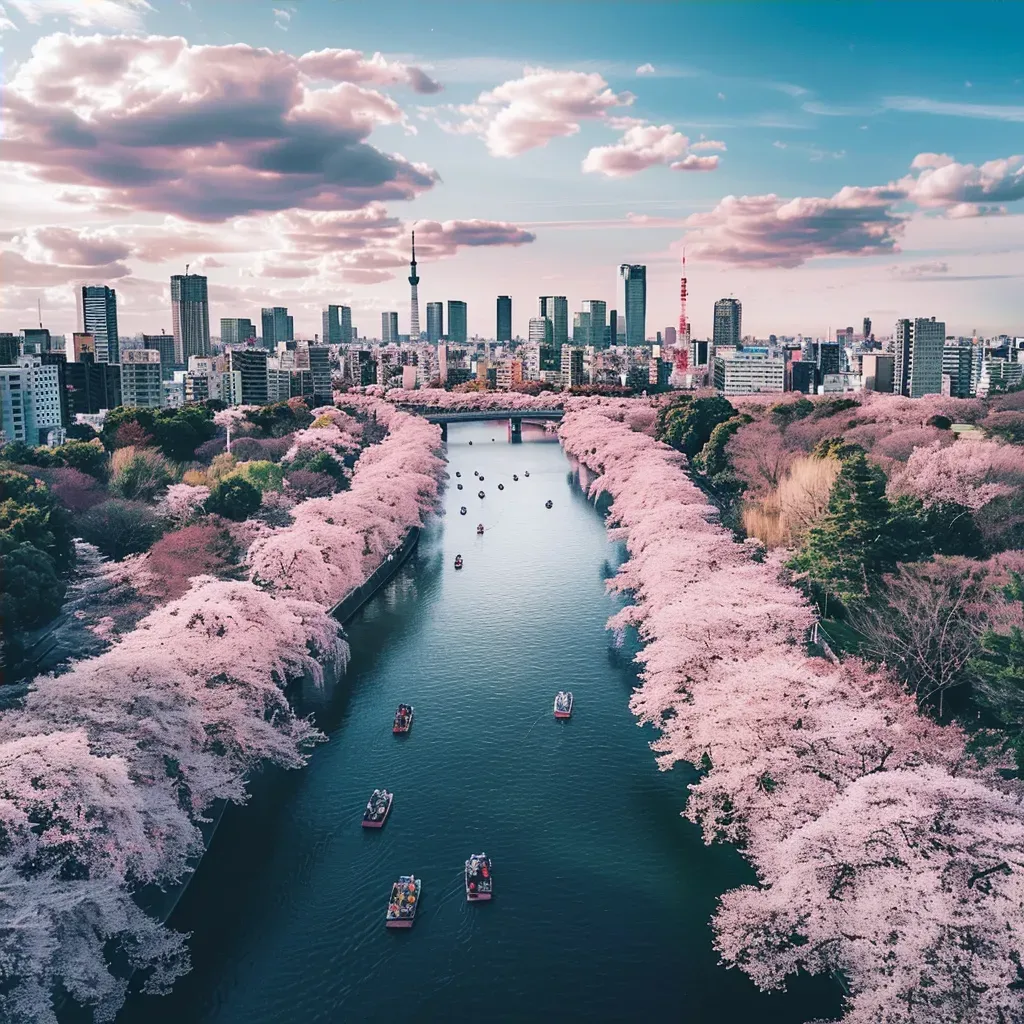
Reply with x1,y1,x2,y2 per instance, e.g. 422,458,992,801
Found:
971,573,1024,770
656,395,736,458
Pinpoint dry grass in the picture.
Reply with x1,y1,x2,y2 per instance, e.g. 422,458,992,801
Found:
742,455,840,549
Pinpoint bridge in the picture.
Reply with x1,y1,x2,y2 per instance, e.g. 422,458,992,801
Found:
394,406,564,442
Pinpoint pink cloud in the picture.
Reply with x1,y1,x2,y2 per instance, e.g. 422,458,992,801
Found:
447,67,634,157
671,154,720,171
690,138,727,152
635,63,656,76
902,154,1024,211
582,124,690,177
297,48,442,93
2,33,440,222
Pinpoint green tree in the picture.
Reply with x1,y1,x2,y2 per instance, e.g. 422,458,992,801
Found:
769,398,813,427
971,573,1024,770
656,395,737,458
152,405,217,461
52,439,107,478
205,476,262,521
227,460,285,493
0,469,75,572
0,538,65,636
790,450,895,613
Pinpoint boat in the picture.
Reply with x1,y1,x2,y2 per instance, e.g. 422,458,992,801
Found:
469,441,473,445
525,471,530,477
545,500,553,509
362,789,393,828
460,506,467,515
474,471,479,477
554,691,573,719
498,483,504,490
457,483,463,490
456,471,461,478
479,475,485,481
385,876,422,928
476,523,485,535
454,555,463,570
478,490,485,499
393,704,414,734
513,474,518,481
465,853,493,901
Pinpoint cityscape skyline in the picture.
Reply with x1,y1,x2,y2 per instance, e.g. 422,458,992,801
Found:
1,2,1023,340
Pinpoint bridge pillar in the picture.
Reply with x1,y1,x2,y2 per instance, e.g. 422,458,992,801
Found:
509,416,522,443
439,422,448,442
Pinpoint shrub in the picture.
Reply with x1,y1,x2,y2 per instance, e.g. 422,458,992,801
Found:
205,477,262,521
144,523,237,601
36,467,106,512
226,460,285,493
228,436,293,462
194,436,227,463
285,469,336,501
110,446,171,501
78,499,164,559
0,539,65,638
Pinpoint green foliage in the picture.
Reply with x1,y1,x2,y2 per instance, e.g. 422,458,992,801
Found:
926,414,953,431
110,447,171,501
790,450,896,613
891,496,985,559
971,573,1024,771
1,438,108,479
691,415,750,509
769,398,814,427
812,397,860,419
0,469,75,573
243,401,313,437
102,405,217,461
811,436,865,461
287,448,349,485
0,539,65,637
656,395,737,459
205,476,262,521
226,460,285,493
77,499,164,559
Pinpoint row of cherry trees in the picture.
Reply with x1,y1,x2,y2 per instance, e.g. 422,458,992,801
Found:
0,400,445,1023
558,405,1024,1024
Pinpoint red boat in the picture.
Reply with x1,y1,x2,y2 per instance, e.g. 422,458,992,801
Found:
361,789,393,828
554,691,573,719
465,853,493,901
386,876,422,928
393,704,414,734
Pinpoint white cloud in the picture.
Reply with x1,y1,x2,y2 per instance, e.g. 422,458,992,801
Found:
0,4,16,31
690,137,727,152
671,153,719,172
883,96,1024,123
272,5,295,31
8,0,152,29
636,63,655,75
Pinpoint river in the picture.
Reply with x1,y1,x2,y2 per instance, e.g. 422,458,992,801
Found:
117,420,840,1024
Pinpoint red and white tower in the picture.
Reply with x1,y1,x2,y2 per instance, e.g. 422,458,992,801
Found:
675,249,690,372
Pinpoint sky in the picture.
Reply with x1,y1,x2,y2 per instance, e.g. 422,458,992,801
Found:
1,0,1022,341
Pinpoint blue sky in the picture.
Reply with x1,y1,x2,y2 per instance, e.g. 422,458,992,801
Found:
1,0,1022,338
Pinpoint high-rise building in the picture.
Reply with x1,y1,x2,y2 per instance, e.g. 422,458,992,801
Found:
618,265,646,345
142,334,179,380
261,307,291,349
539,296,568,346
20,329,52,355
307,344,332,403
381,311,399,343
81,285,120,364
229,346,269,405
120,349,163,409
608,310,618,347
221,318,255,347
321,306,342,345
0,357,66,444
560,346,585,388
0,334,18,365
408,232,421,340
340,305,352,344
447,301,467,344
170,273,210,362
582,300,606,349
426,302,444,344
573,311,590,346
71,333,95,362
942,340,975,399
496,295,512,342
663,326,677,348
713,298,742,349
895,317,945,398
862,353,895,394
862,317,873,342
528,317,553,344
814,341,842,377
713,349,785,395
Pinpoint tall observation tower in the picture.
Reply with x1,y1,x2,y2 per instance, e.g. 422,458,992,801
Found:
408,230,421,341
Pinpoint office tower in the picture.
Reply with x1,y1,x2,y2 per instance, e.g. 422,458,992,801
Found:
895,317,945,398
863,317,872,342
221,318,255,347
261,307,291,349
560,346,585,388
814,341,842,377
381,311,399,343
0,334,18,365
20,329,52,355
321,306,342,345
170,273,210,362
229,346,269,405
142,334,178,380
618,265,647,345
573,311,590,345
608,310,618,347
539,296,568,346
339,305,352,344
307,344,332,403
0,357,66,444
408,232,421,340
447,301,468,344
942,340,974,399
70,333,95,362
426,302,444,344
65,358,121,414
790,360,817,394
81,285,120,363
861,353,895,393
713,349,785,395
120,350,163,409
582,300,606,349
713,298,742,349
529,317,553,344
496,295,512,342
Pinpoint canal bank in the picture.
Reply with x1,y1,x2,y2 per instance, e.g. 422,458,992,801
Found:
117,419,840,1024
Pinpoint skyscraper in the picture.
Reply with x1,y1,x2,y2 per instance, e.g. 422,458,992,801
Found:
713,298,742,349
447,301,467,344
120,349,163,409
261,307,291,349
408,232,421,340
528,317,552,344
220,318,255,347
496,295,512,342
539,296,568,346
426,302,443,344
81,285,120,364
142,334,178,379
340,305,352,344
321,306,343,345
895,317,945,398
618,265,646,345
381,311,399,343
572,311,590,345
582,300,606,349
608,309,618,347
863,316,873,342
170,273,210,362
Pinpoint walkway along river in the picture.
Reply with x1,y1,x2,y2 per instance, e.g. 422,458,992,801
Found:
116,420,841,1024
